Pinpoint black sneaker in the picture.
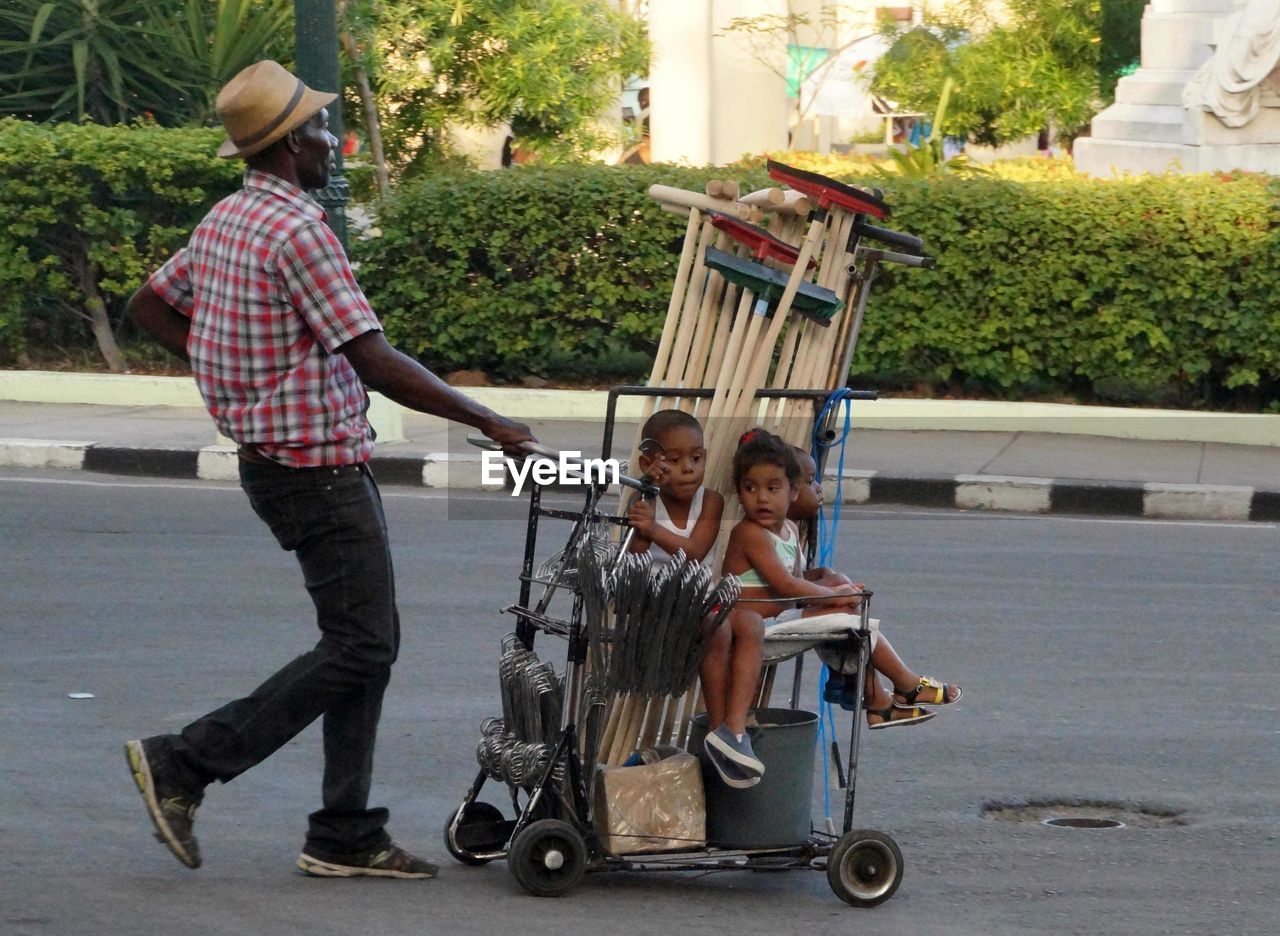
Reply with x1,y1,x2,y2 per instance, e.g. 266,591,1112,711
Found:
124,738,202,869
297,843,438,879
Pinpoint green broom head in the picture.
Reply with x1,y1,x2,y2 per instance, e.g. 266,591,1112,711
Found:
704,247,842,325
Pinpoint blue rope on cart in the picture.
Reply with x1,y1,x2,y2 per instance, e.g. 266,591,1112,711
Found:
812,389,855,571
817,665,833,819
811,388,857,824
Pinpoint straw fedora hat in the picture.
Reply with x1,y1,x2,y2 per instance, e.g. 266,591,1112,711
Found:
216,60,337,159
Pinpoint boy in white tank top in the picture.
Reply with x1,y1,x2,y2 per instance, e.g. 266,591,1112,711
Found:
627,411,770,790
626,410,723,565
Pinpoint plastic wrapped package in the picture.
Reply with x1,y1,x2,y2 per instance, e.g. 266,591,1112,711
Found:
593,751,706,855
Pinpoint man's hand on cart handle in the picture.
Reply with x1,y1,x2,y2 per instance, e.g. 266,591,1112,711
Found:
476,417,537,458
465,432,562,462
463,433,593,484
479,416,536,456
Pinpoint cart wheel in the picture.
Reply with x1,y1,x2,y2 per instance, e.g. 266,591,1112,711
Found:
444,801,505,866
826,829,903,907
508,819,587,898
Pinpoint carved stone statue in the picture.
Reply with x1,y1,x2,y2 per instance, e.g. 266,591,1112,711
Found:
1184,0,1280,127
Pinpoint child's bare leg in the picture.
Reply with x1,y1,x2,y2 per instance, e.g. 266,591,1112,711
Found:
863,670,893,709
700,609,767,786
699,618,732,732
871,633,960,703
724,610,764,736
859,657,940,726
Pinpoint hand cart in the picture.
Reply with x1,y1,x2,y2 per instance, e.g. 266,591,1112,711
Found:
444,386,905,907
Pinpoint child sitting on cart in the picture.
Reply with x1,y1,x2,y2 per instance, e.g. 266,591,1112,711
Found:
722,431,960,733
626,410,767,790
788,446,961,721
625,409,724,568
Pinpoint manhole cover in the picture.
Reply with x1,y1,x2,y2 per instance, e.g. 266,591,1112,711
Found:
1043,817,1125,829
982,800,1185,829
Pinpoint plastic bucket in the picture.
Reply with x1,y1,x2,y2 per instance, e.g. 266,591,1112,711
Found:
689,708,818,848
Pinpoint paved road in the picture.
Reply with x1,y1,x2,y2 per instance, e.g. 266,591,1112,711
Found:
1,470,1277,936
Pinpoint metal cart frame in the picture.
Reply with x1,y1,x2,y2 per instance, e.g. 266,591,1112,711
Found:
445,386,904,906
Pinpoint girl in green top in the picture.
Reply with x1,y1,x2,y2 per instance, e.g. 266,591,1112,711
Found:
723,432,960,730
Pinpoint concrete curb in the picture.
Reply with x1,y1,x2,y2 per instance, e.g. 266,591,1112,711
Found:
2,439,1275,523
3,370,1278,447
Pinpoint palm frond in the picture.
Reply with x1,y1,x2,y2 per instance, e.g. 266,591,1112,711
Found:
0,0,291,125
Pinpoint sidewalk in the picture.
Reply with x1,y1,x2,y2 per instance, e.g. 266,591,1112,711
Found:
2,397,1277,522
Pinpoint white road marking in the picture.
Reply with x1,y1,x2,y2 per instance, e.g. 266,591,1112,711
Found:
849,506,1277,531
0,474,473,502
0,475,240,492
1,475,1275,530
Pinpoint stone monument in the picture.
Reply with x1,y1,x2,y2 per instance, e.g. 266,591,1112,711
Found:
1075,0,1280,176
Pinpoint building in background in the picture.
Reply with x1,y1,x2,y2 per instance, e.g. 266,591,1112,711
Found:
643,1,926,165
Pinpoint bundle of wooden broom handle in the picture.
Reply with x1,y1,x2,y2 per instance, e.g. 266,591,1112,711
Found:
599,171,920,765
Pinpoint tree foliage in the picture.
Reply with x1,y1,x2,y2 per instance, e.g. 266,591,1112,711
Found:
872,0,1103,146
0,0,293,126
1099,0,1145,99
718,3,879,135
339,0,648,177
2,1,643,178
872,78,989,178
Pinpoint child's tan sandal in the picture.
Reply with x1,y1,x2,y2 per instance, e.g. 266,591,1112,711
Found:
893,676,962,708
867,704,935,730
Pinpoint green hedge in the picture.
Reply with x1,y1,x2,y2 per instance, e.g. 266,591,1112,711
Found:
357,161,1280,408
856,171,1280,406
355,164,770,381
0,119,240,364
2,123,1276,410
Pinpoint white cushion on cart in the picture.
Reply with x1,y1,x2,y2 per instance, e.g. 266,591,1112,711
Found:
762,612,879,665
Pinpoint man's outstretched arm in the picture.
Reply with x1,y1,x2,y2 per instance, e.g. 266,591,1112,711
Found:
340,330,533,449
127,282,191,362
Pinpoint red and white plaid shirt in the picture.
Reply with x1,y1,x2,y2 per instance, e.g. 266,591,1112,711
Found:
150,170,380,468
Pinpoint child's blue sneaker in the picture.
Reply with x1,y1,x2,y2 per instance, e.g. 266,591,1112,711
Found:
822,669,845,705
706,750,760,789
703,725,764,789
822,667,863,712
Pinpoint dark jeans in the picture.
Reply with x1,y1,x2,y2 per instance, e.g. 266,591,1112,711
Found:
163,460,400,856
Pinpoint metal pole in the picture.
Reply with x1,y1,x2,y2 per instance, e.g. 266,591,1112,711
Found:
294,0,349,248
